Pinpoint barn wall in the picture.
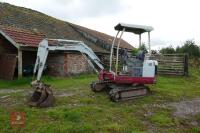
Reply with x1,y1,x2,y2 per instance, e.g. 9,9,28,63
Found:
46,53,65,77
0,34,95,78
47,52,93,77
0,35,17,54
65,53,92,75
0,35,18,80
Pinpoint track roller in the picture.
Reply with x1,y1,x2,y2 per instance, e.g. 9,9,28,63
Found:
109,89,120,102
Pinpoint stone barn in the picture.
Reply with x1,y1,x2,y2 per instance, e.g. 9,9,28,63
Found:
0,3,133,80
0,25,133,80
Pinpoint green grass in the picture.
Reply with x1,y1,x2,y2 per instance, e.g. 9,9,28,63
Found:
192,127,200,133
149,111,174,126
0,77,32,88
0,68,200,132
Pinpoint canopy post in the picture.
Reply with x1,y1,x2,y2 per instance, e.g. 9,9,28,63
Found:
115,28,125,74
109,31,120,72
148,32,151,54
139,34,141,48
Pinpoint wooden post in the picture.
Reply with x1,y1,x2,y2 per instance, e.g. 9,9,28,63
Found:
18,49,23,78
184,54,189,76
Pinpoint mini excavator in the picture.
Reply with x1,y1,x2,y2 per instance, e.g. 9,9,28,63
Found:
91,23,158,101
28,23,158,107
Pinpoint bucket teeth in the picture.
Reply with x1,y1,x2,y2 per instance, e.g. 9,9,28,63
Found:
28,81,55,108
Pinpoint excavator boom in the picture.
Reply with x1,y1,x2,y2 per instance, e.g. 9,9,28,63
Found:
33,39,104,81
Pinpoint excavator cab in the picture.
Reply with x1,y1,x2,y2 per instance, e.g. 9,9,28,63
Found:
110,23,155,75
91,23,158,101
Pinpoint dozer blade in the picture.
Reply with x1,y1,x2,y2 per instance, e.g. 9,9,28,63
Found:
28,81,55,108
90,80,112,92
90,81,106,92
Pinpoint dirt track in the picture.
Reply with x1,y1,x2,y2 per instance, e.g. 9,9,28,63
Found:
169,99,200,118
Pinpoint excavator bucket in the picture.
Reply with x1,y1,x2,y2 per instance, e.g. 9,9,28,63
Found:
28,81,55,107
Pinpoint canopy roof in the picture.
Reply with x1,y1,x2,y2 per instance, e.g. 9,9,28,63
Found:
115,23,154,34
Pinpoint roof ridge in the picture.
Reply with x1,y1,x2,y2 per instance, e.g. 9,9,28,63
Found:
70,23,133,50
70,23,114,39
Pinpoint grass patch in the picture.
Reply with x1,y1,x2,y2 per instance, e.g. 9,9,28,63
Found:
0,68,200,132
195,113,200,121
0,77,32,89
63,109,83,122
191,127,200,133
153,68,200,100
149,111,174,126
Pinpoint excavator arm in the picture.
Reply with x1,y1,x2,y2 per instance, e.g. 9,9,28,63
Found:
29,38,104,108
33,39,104,81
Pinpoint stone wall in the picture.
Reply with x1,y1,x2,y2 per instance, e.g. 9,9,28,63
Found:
46,53,65,77
47,52,93,77
65,53,92,74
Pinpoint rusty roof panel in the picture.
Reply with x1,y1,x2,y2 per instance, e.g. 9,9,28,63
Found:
0,25,45,47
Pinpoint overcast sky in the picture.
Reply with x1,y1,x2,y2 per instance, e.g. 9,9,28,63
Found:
1,0,200,50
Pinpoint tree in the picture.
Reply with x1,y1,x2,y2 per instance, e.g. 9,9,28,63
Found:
159,45,175,54
132,48,139,56
132,43,148,56
176,40,200,58
139,43,148,53
151,50,158,55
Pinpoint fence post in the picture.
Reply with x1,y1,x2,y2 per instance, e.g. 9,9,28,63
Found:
184,54,189,76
